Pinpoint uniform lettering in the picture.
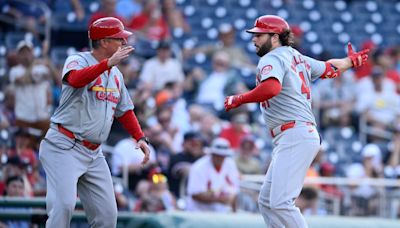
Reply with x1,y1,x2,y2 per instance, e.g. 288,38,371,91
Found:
291,55,311,72
96,91,120,104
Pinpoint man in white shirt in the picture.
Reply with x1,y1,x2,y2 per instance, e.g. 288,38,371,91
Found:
186,137,240,212
139,41,185,91
9,40,52,136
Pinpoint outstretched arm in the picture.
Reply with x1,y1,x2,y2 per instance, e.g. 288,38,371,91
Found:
328,42,370,72
224,78,281,112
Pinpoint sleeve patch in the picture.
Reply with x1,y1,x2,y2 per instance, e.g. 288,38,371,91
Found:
66,60,79,69
261,65,273,75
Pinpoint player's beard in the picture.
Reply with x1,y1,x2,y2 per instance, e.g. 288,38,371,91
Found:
256,36,272,57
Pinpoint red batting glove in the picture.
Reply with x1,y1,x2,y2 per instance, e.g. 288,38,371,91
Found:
347,42,370,68
224,95,243,112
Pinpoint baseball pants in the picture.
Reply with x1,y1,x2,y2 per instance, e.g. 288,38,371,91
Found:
39,128,117,228
258,123,320,228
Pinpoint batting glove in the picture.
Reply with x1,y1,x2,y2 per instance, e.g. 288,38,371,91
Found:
347,42,370,68
224,95,243,112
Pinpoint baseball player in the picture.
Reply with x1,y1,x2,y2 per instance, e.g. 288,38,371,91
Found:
224,15,369,227
38,17,150,228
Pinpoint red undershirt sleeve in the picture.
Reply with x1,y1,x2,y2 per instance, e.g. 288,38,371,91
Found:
241,77,282,103
117,110,145,141
65,59,110,88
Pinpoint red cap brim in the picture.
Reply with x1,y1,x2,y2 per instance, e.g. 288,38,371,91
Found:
108,30,132,39
246,27,266,34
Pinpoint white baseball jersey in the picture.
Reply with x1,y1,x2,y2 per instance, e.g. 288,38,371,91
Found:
51,52,134,144
186,155,240,212
256,46,326,129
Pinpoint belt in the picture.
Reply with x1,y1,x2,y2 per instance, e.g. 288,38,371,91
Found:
57,124,100,150
270,121,314,138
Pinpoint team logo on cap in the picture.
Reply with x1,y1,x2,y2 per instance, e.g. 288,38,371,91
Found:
261,65,273,75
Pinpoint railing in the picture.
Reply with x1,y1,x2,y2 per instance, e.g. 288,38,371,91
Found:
240,175,400,218
1,174,400,227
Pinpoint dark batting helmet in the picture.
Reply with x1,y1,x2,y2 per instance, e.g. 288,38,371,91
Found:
88,17,132,40
246,15,290,34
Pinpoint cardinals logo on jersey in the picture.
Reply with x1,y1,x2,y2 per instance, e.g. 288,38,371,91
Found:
88,75,120,104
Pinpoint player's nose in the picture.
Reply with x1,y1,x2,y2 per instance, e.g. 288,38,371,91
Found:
121,38,127,46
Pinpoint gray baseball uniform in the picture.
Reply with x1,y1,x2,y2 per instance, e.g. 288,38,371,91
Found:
39,51,133,228
257,46,324,228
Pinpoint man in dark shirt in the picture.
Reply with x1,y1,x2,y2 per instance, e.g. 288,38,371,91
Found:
167,132,205,198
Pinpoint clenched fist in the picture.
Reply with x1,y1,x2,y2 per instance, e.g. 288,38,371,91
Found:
347,42,369,68
107,46,134,67
224,95,243,112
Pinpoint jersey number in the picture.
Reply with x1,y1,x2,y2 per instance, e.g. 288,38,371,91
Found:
299,72,310,99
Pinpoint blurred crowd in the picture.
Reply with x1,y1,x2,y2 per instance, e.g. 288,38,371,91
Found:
0,0,400,224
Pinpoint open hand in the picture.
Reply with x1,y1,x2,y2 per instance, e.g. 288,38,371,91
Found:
347,42,369,68
107,46,134,67
136,139,150,166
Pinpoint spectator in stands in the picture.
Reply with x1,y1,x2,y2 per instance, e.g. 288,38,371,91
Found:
234,135,262,175
187,104,206,132
184,23,255,70
196,51,247,112
8,128,38,169
356,55,396,96
319,162,343,199
182,67,206,104
346,144,382,216
0,0,47,39
88,0,126,26
186,138,240,212
155,105,181,156
168,131,205,198
149,172,176,210
375,49,400,93
2,156,33,197
9,40,52,137
134,172,176,212
162,0,191,35
116,0,143,22
111,137,157,192
128,0,170,41
1,175,30,228
313,70,356,128
296,186,326,215
3,175,24,197
0,87,15,130
219,112,251,149
384,127,400,179
8,128,46,196
139,40,185,92
70,0,85,22
355,66,400,139
198,112,221,145
156,81,191,138
118,57,142,90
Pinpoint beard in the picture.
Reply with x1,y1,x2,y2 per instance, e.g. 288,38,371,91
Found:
256,36,272,57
